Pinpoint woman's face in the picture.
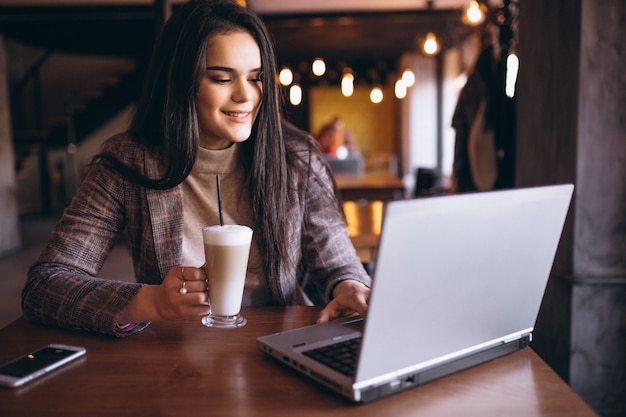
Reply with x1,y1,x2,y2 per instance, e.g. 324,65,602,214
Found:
196,30,262,150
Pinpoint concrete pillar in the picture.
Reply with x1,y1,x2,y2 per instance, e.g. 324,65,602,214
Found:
517,1,626,416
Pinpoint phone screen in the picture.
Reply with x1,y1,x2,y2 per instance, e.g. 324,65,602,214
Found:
0,347,80,377
0,345,86,387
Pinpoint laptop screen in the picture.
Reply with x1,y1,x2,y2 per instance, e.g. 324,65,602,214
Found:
355,185,573,382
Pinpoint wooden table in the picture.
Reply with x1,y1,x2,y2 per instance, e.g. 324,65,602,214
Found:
344,200,383,264
0,307,598,417
335,172,405,202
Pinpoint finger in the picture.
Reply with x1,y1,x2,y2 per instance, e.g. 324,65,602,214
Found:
178,300,210,316
178,280,209,295
350,296,369,318
317,308,331,324
176,279,209,296
174,284,210,312
181,266,207,282
177,266,208,294
317,300,340,324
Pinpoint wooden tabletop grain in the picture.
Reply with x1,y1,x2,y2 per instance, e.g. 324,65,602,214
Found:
0,306,598,417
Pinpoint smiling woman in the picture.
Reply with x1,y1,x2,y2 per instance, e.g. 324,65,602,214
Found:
21,0,371,338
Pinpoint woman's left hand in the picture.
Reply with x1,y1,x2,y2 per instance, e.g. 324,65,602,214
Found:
317,280,370,323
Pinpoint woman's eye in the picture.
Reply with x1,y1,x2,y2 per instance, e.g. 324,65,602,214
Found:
211,77,231,84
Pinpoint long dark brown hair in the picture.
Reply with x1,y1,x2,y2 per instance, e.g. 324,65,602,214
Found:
93,0,292,302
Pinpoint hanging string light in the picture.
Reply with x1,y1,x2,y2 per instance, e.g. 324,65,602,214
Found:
463,1,486,26
401,69,415,87
289,84,302,105
370,86,383,104
278,67,293,86
311,58,326,76
341,70,354,97
422,32,440,55
394,79,408,99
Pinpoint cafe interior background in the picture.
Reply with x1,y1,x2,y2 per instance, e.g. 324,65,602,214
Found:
0,0,623,416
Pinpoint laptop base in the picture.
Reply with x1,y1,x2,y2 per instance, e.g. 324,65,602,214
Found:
259,334,531,403
357,335,531,403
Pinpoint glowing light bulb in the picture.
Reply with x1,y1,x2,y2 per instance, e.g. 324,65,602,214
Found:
395,79,408,99
341,72,354,97
465,1,485,25
289,84,302,105
370,87,383,104
401,69,415,87
278,68,293,86
312,58,326,76
423,33,439,55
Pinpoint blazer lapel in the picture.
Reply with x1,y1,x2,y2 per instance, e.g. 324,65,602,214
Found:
143,149,184,279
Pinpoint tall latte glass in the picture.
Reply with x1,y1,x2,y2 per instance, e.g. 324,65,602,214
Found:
201,225,253,328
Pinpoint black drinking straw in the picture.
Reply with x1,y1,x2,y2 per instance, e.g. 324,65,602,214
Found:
216,175,224,226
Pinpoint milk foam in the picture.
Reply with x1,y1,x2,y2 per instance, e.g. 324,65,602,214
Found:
202,225,253,245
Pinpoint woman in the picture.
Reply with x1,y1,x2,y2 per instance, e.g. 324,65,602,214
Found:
21,0,370,337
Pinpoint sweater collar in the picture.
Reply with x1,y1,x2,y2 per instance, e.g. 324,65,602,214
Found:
192,143,240,175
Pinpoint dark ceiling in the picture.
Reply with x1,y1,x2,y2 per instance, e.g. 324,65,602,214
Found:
265,10,470,63
0,6,157,58
0,4,474,69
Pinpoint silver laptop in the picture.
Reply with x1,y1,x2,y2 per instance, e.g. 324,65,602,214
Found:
257,184,574,403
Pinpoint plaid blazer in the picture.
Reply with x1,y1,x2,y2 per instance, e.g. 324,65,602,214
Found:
23,133,370,337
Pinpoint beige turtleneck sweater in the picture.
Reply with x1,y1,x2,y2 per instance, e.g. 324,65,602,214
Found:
181,144,270,306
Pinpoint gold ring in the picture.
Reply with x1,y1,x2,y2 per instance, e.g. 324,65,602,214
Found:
179,266,187,295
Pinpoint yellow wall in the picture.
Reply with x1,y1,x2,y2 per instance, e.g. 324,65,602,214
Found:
309,86,397,156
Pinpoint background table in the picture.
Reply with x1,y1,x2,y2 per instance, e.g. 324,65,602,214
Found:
0,307,598,417
335,172,405,202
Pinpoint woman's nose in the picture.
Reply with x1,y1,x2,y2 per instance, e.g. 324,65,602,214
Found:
232,78,254,103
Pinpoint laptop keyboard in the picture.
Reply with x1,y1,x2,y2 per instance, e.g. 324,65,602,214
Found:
302,337,361,377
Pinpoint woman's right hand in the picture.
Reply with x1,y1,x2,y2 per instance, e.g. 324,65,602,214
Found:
117,266,210,324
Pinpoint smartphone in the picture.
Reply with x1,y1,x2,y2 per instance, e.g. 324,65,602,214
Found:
0,344,86,388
